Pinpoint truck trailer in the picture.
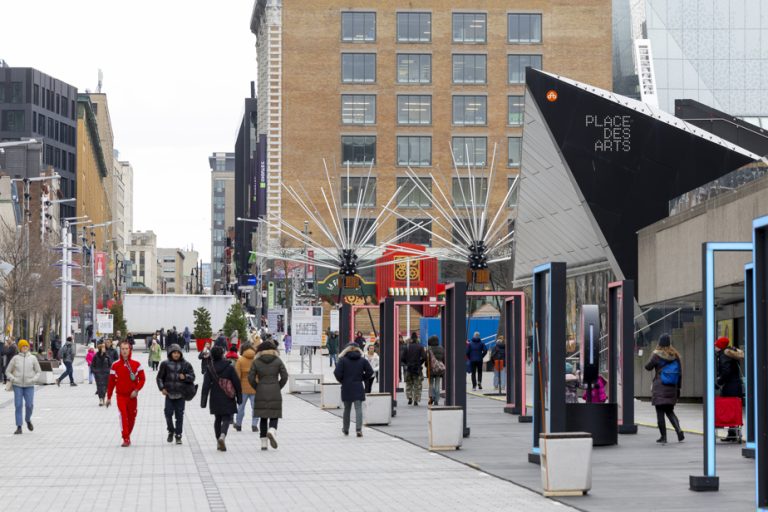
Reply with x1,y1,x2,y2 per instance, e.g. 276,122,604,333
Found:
123,294,236,337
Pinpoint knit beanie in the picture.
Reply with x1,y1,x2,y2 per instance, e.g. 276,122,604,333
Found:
715,337,730,350
658,333,671,347
17,339,29,349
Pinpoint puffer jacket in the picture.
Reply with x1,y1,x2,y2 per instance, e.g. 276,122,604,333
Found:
466,336,487,363
644,348,682,406
335,345,373,402
157,345,196,399
6,352,42,387
59,342,76,363
91,351,112,379
402,342,425,376
235,346,257,394
248,349,288,419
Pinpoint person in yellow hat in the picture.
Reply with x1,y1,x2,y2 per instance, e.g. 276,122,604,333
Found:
5,339,41,435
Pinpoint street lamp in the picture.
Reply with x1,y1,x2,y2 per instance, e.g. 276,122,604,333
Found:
85,220,121,338
58,216,89,343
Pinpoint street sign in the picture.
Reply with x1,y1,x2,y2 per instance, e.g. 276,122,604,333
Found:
96,313,113,335
329,309,339,332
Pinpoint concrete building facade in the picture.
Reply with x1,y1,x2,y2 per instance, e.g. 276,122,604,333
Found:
75,95,111,250
0,66,78,217
157,247,184,294
127,230,158,293
250,0,613,260
209,152,235,285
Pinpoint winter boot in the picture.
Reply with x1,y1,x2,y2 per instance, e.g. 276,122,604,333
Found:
261,438,268,451
267,427,278,449
217,434,227,452
175,435,182,445
668,414,685,442
13,426,22,435
167,432,174,443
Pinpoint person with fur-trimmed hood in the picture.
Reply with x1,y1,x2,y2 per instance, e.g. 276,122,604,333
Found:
644,333,684,444
157,344,196,445
335,342,373,437
248,340,288,451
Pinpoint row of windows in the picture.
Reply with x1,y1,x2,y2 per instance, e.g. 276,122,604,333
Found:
32,113,76,145
0,82,76,120
341,135,522,168
344,176,515,208
341,94,524,127
341,12,542,45
43,144,76,173
342,53,542,85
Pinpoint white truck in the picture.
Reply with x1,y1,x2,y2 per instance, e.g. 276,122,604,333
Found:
123,294,236,337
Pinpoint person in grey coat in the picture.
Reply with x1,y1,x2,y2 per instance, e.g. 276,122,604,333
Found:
248,341,288,451
5,340,41,434
56,336,77,387
644,333,684,444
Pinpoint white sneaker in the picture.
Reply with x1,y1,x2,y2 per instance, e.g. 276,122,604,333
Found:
261,438,268,451
267,427,278,449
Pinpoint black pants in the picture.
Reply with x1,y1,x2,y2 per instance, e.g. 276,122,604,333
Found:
655,404,681,436
259,417,278,438
470,361,483,387
165,397,185,436
151,361,159,371
214,414,232,438
365,376,375,393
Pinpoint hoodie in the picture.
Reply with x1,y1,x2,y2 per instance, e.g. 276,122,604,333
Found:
157,344,195,399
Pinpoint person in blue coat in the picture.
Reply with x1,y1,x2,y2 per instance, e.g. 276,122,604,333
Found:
334,343,373,437
466,332,487,391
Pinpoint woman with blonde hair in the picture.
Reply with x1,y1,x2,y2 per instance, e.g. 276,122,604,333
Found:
644,333,684,444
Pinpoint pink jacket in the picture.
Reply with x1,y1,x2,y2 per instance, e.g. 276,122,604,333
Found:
86,348,95,366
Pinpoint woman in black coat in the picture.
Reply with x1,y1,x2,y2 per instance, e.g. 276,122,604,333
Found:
644,333,684,444
201,346,242,451
334,343,373,437
91,343,112,406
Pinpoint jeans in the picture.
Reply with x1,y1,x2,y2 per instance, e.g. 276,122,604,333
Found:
493,368,506,391
470,361,483,388
214,414,232,438
58,361,74,384
329,354,337,367
343,400,363,433
13,386,34,427
429,376,441,405
236,393,258,427
164,397,185,436
259,417,278,438
88,366,93,384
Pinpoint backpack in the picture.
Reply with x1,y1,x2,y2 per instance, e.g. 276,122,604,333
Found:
660,359,681,386
429,350,445,377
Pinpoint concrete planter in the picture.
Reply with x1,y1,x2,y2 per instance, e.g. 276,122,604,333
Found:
288,374,322,393
540,432,593,496
428,406,464,451
364,393,392,425
320,382,341,409
38,372,55,385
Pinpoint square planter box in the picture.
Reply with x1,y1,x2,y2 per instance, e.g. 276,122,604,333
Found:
38,372,55,385
428,406,463,451
321,382,341,409
540,432,593,496
289,374,322,393
364,393,392,425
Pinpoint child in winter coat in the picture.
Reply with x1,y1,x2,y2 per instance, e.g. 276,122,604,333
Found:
86,345,96,384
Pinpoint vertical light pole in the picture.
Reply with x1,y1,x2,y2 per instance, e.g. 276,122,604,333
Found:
87,220,120,339
60,216,89,343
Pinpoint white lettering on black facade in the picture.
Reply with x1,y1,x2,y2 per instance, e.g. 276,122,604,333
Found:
585,115,632,152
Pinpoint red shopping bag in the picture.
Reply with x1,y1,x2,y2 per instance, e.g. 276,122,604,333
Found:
714,396,743,428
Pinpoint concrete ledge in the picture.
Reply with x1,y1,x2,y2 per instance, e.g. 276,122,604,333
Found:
289,374,322,394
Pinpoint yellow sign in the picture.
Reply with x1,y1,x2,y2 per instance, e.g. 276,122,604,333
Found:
394,257,420,281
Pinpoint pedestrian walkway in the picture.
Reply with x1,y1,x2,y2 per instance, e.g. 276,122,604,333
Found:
0,350,571,512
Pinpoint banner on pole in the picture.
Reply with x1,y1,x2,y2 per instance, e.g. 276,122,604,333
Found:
94,252,106,278
329,309,339,333
96,313,113,335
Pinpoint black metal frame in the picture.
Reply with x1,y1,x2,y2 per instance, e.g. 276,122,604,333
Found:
529,262,566,463
752,221,768,509
744,264,755,459
608,280,637,434
443,282,469,437
378,298,396,415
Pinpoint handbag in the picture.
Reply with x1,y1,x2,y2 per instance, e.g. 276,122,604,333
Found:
209,364,235,400
182,383,199,402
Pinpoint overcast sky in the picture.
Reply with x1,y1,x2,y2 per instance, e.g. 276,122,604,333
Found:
0,0,256,262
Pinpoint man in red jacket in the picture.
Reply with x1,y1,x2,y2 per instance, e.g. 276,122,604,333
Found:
106,341,146,447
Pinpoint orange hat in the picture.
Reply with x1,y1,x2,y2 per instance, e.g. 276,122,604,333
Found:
715,337,730,350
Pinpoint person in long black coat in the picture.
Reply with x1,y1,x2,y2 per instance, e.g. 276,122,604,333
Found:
644,333,684,444
91,343,112,406
334,343,373,437
200,346,242,451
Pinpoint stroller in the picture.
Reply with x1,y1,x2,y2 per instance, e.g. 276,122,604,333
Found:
714,396,743,443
